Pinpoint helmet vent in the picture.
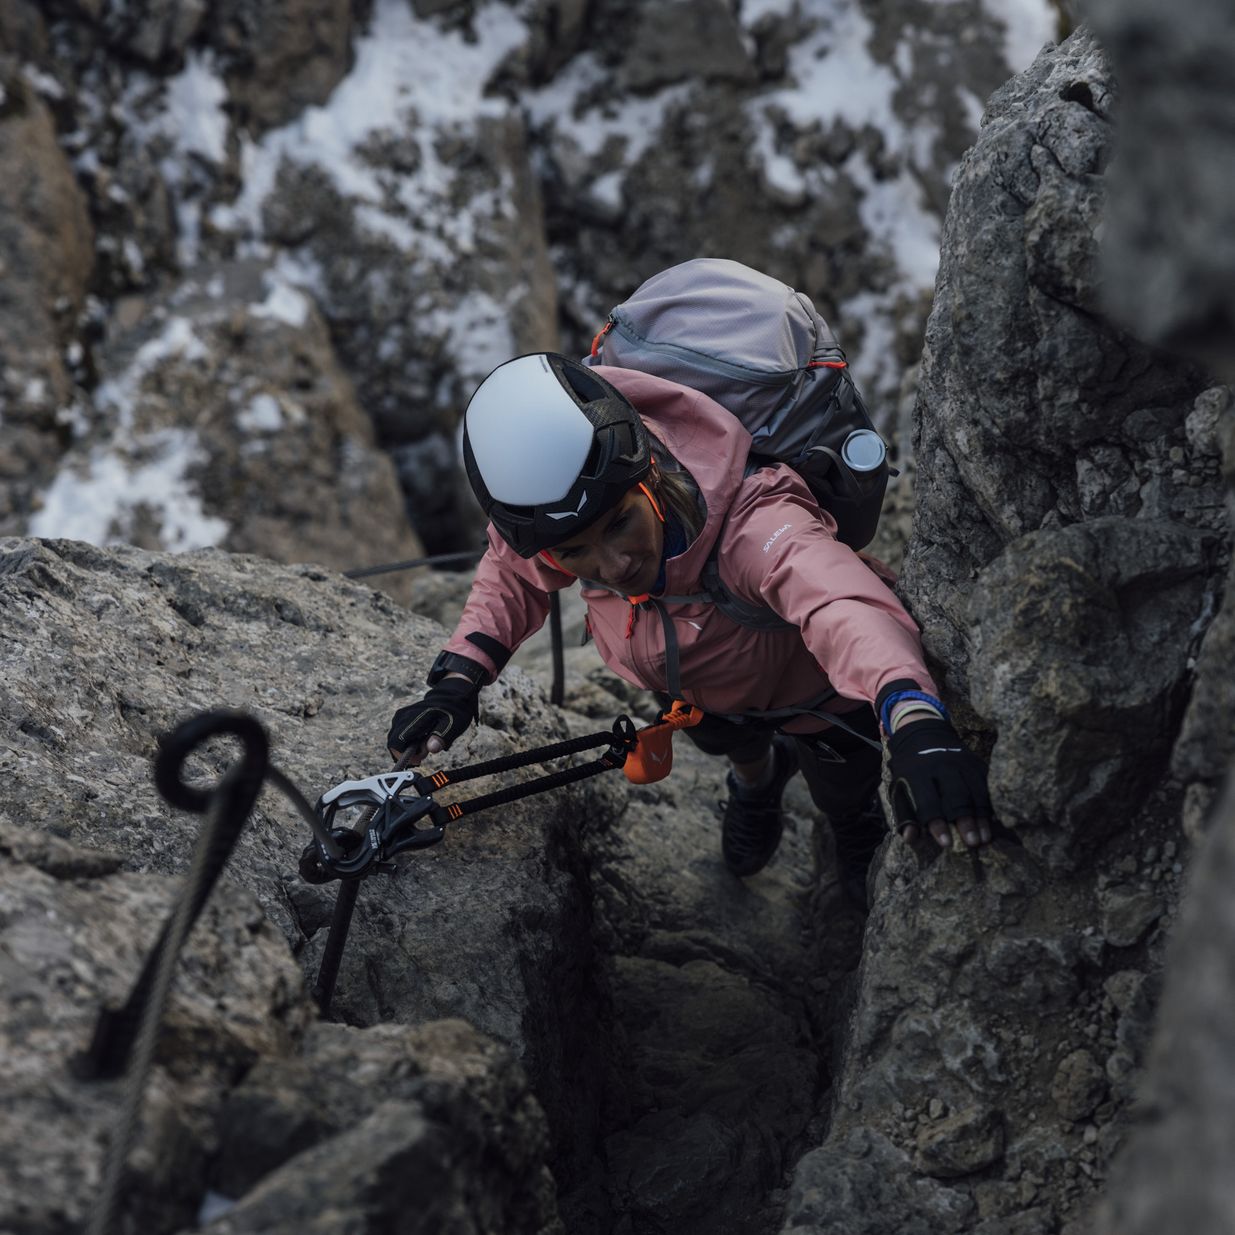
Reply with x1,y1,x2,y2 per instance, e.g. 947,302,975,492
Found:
561,363,606,404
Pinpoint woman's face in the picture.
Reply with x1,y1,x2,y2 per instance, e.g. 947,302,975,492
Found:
548,485,664,594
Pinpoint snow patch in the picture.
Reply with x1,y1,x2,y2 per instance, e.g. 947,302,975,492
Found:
435,290,516,385
251,276,311,328
117,54,230,265
21,65,65,101
588,170,624,211
528,54,690,167
745,1,940,402
849,159,940,290
738,0,797,27
839,289,901,412
960,86,987,133
96,316,209,428
984,0,1058,71
763,4,900,135
165,55,229,165
29,430,228,552
238,393,285,433
225,0,528,260
32,314,229,552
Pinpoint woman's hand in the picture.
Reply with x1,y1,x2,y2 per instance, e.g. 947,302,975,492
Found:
386,675,479,763
886,717,993,849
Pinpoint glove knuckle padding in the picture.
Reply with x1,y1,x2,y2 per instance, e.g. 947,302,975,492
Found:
387,677,479,753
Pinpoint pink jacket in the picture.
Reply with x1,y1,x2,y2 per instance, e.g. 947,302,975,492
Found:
443,367,938,732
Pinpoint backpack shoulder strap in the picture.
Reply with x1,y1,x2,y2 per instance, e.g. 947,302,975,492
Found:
697,540,793,632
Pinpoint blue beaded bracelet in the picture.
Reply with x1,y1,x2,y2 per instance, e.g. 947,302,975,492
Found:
880,689,949,735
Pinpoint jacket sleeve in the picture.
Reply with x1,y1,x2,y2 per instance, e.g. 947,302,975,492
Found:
719,467,940,706
440,525,576,682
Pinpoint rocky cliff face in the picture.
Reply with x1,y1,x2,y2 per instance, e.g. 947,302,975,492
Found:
1080,2,1235,1231
4,5,1234,1235
0,538,603,1230
780,25,1232,1235
0,537,860,1234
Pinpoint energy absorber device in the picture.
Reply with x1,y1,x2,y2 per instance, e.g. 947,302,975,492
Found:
298,701,702,1012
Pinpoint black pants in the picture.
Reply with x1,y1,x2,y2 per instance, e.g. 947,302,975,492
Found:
653,695,884,823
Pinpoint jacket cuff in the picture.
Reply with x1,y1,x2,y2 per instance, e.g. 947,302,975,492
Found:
427,650,489,688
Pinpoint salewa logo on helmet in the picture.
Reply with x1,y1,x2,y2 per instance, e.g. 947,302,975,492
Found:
547,490,589,521
762,523,792,553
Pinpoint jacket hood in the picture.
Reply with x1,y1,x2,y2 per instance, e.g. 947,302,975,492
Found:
591,366,750,593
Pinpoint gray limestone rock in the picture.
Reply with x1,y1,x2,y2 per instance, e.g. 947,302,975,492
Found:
967,517,1211,861
1091,776,1235,1234
0,0,47,58
1088,0,1235,382
97,0,207,64
1097,883,1165,949
899,29,1219,706
603,953,817,1231
578,721,844,1235
0,830,312,1235
0,62,94,537
780,30,1227,1233
782,1128,975,1234
0,536,613,1204
200,1020,563,1233
913,1105,1006,1179
1051,1048,1107,1122
0,534,855,1234
0,811,562,1233
207,0,355,134
782,831,1104,1231
1170,388,1235,835
617,0,755,94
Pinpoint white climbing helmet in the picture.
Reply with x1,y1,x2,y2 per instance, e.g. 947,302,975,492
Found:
462,353,652,557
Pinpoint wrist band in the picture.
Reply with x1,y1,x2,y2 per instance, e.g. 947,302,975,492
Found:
889,701,944,732
880,689,949,735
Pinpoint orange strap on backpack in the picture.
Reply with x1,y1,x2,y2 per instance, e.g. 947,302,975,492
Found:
623,700,704,784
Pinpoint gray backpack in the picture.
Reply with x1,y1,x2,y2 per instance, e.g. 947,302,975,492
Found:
580,259,893,747
584,257,892,551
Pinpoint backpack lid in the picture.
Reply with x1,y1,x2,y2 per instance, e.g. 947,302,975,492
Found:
607,258,844,378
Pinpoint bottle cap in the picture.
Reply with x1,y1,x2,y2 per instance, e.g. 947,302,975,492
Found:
841,429,886,473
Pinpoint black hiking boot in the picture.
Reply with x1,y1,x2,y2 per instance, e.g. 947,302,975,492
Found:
721,736,799,877
831,795,889,912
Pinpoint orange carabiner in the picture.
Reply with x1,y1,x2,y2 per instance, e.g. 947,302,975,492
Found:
623,700,704,784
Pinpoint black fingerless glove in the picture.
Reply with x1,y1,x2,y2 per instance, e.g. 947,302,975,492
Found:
886,718,992,827
387,677,479,756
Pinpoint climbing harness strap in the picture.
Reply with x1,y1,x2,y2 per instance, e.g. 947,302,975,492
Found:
631,595,880,751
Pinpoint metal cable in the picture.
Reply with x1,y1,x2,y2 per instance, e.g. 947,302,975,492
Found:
311,749,414,1015
344,548,486,579
88,788,233,1235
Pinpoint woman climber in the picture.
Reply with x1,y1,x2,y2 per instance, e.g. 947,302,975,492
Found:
386,353,992,907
